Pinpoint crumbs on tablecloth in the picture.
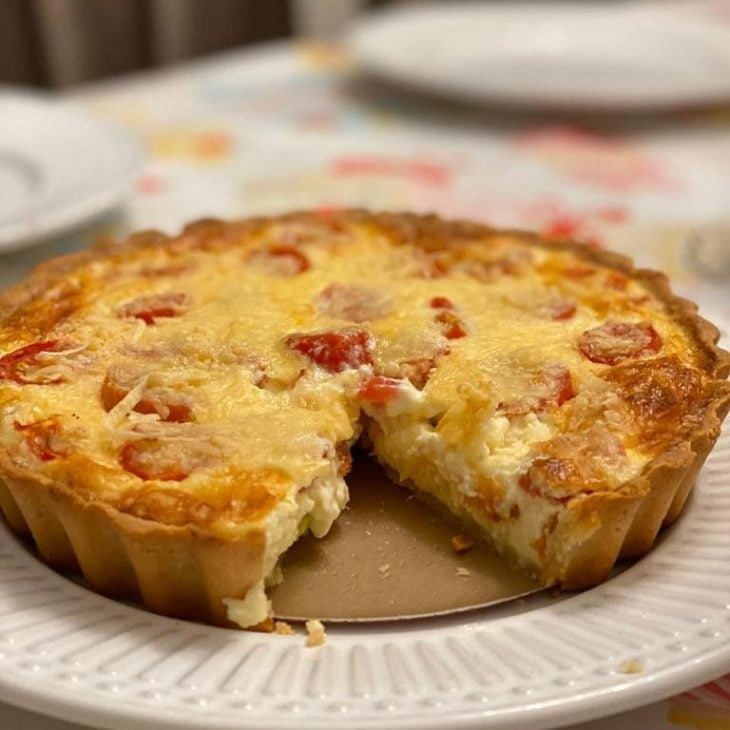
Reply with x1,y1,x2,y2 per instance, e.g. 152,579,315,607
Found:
455,566,471,577
451,534,475,553
619,659,644,674
305,619,327,647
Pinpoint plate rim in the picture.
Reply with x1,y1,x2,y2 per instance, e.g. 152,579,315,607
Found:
349,1,730,110
0,90,145,253
0,644,729,730
0,423,727,730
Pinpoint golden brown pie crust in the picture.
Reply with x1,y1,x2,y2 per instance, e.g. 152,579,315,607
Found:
0,210,728,626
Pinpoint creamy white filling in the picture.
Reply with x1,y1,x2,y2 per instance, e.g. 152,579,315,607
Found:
224,581,269,630
371,405,640,569
375,391,655,572
407,422,556,562
479,413,554,483
411,411,555,496
223,469,349,628
380,381,428,417
360,378,439,419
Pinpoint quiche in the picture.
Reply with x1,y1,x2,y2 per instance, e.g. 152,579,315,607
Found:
0,211,727,630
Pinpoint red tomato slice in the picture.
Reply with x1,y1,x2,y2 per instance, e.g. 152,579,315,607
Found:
120,440,190,481
499,364,575,417
429,297,467,338
286,329,373,372
545,299,577,321
429,296,454,310
578,320,662,365
14,419,66,461
145,400,191,423
562,265,596,279
119,292,189,325
100,372,137,411
604,271,628,291
424,258,449,279
246,245,310,276
316,284,390,322
545,364,575,405
435,310,467,339
357,376,405,405
101,371,192,423
0,341,67,384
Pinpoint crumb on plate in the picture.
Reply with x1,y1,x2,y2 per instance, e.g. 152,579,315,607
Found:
451,534,475,553
305,619,327,647
619,659,643,674
455,566,471,577
274,620,295,636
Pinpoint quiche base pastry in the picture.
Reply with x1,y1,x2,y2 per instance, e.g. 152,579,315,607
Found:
0,211,727,630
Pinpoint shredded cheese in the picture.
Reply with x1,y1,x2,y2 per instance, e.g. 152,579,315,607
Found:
104,376,149,428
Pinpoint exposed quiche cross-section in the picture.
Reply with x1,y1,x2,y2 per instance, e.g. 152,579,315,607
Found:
0,211,727,629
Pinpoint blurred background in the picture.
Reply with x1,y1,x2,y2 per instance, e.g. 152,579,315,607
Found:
0,0,392,87
1,0,729,292
2,0,730,266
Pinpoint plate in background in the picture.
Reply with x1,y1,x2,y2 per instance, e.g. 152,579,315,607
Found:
350,2,730,110
0,91,144,253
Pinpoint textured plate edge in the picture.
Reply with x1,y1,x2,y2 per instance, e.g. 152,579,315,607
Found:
0,642,729,730
0,404,727,729
0,93,145,252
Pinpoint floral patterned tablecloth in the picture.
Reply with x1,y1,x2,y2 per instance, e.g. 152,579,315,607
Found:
0,20,729,730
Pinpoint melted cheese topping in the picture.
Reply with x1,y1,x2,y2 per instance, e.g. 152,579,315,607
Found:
0,213,713,623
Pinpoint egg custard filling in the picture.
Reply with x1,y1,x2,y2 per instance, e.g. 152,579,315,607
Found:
0,211,727,629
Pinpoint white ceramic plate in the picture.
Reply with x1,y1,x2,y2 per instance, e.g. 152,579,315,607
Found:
350,2,730,110
0,418,727,730
0,91,144,253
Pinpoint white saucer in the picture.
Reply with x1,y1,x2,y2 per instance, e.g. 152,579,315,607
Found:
0,91,144,253
350,2,730,110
